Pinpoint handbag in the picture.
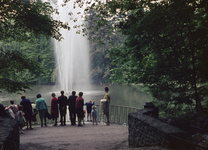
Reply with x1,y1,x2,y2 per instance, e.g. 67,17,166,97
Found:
45,110,52,120
43,100,51,120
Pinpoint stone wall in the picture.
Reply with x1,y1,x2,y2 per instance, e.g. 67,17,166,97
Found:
128,109,190,149
0,117,19,150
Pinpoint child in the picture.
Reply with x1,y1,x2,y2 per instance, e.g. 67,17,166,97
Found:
18,105,26,134
85,100,95,121
91,105,98,125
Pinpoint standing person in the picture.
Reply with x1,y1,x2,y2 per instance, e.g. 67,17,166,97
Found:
58,90,67,126
0,104,6,118
92,105,98,125
8,100,18,119
20,95,33,130
51,93,59,126
82,109,86,125
18,105,26,134
75,92,84,127
103,86,110,125
35,94,47,127
85,100,95,121
68,91,77,126
31,102,38,124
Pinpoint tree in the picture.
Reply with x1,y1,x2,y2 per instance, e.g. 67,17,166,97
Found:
0,0,68,93
0,35,56,85
85,6,126,83
89,0,208,114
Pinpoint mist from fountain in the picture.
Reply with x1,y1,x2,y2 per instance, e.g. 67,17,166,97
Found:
50,0,91,93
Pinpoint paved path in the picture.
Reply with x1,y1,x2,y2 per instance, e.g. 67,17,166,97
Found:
20,122,171,150
20,122,129,150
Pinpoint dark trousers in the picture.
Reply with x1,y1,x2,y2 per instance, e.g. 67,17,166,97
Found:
69,108,76,125
59,108,66,125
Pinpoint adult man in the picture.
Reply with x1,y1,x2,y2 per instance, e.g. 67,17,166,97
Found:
20,95,33,129
58,90,67,126
68,91,77,125
75,92,84,126
103,87,110,125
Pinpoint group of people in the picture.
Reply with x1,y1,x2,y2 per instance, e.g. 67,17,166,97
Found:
1,86,110,133
1,96,35,133
50,86,110,126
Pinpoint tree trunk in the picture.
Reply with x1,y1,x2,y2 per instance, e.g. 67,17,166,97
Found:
192,53,202,113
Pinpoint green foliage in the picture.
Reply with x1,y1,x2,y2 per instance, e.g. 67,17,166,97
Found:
0,0,66,93
0,35,55,85
85,8,126,83
0,48,41,93
89,0,208,114
0,0,67,42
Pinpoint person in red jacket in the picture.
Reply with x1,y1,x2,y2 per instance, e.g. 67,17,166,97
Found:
51,93,59,126
75,92,84,126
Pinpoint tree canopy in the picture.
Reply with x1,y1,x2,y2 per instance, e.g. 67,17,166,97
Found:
88,0,208,114
0,0,67,41
0,0,68,93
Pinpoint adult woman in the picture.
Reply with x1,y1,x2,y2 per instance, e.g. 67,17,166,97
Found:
51,93,59,126
35,94,47,127
75,92,84,126
20,95,33,129
103,87,110,125
8,100,18,119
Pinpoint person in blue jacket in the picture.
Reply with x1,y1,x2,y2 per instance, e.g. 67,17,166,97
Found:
20,95,33,130
85,99,95,121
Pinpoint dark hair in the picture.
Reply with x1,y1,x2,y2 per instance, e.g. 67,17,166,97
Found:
36,94,41,98
18,105,23,111
72,91,76,95
105,86,109,92
21,95,26,99
10,100,14,104
78,92,83,97
61,90,64,95
51,93,56,97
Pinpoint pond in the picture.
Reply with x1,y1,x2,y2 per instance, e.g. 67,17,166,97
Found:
0,84,153,109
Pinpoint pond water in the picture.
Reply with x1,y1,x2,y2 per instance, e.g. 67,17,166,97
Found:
0,84,153,109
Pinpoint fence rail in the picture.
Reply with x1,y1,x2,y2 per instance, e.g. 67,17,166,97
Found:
33,105,141,126
95,105,140,125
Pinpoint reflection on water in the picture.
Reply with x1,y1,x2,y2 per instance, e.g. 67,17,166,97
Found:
0,84,153,109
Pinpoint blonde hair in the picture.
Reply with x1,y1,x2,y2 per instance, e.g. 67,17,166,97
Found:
92,105,96,109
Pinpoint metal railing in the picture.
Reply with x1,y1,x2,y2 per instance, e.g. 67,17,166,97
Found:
33,105,141,126
95,105,140,125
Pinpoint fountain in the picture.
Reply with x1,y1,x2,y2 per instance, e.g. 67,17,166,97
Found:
50,0,91,93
